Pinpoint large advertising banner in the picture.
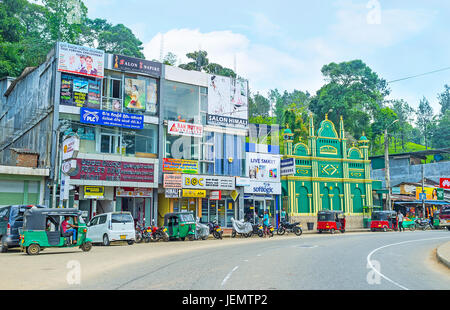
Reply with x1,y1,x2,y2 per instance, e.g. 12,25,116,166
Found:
416,187,444,200
162,158,199,174
246,153,280,182
207,75,249,128
58,42,104,78
113,54,162,77
60,73,101,108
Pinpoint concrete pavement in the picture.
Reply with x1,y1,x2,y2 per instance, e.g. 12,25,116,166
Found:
437,241,450,269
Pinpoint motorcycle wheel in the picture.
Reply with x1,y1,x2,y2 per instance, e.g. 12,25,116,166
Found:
277,227,286,235
294,227,302,236
269,230,274,238
188,235,195,241
409,224,416,231
144,237,151,243
213,231,220,239
258,230,264,238
246,231,253,238
231,230,236,238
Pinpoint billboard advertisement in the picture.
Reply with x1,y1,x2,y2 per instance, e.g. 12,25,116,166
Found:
60,73,101,108
58,42,104,78
113,54,162,77
207,75,248,128
124,78,146,110
416,187,444,200
162,158,199,174
182,174,235,190
246,153,280,182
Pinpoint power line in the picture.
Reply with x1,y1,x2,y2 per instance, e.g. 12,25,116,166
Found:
388,66,450,84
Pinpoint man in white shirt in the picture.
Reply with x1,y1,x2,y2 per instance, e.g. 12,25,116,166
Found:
397,212,404,232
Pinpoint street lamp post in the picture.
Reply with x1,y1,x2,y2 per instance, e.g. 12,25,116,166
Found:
384,119,399,211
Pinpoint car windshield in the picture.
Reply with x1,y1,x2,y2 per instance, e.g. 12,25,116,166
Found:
112,213,134,223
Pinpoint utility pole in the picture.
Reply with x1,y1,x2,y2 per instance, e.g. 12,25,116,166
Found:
384,128,391,211
384,119,399,211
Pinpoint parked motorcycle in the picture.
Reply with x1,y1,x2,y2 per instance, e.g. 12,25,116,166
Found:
208,220,223,239
415,218,432,231
248,222,264,238
135,222,145,243
150,220,169,242
277,220,303,236
266,223,275,237
230,218,252,238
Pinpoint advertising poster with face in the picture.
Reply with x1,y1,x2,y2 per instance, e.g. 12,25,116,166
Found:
58,42,104,78
124,78,146,110
208,74,231,116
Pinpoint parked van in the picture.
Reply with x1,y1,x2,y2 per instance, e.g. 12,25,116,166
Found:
87,212,136,246
0,205,45,252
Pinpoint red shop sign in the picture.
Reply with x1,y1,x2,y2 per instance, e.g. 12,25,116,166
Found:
440,178,450,189
70,159,154,183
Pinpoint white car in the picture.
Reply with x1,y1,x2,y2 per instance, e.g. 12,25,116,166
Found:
87,212,136,246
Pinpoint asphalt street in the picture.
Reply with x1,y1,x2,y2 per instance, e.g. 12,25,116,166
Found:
73,230,450,290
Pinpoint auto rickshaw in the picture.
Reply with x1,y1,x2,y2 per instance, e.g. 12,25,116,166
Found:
19,208,92,255
370,211,398,232
164,212,196,241
317,210,346,234
433,211,441,229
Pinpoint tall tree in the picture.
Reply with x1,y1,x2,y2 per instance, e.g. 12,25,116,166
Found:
248,92,270,118
437,84,450,116
178,50,236,77
390,99,414,151
416,97,435,150
309,60,390,140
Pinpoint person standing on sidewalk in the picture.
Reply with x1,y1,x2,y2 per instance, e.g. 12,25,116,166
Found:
263,210,270,238
397,211,404,232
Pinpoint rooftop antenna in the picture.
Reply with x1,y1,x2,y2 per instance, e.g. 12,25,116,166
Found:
159,33,164,62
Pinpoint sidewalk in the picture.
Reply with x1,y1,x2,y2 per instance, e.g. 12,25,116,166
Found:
436,241,450,269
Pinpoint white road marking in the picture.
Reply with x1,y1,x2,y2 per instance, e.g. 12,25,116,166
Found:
366,236,450,290
221,266,239,287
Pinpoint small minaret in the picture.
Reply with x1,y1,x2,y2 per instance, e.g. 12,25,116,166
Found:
339,115,345,140
283,124,294,156
358,131,369,160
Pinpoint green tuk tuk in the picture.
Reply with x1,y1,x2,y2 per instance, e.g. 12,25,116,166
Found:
433,211,441,229
164,212,196,241
19,208,92,255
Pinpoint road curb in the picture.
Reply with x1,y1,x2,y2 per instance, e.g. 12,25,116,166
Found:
436,241,450,269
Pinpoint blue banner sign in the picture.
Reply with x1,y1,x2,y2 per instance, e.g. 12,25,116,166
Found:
80,107,144,129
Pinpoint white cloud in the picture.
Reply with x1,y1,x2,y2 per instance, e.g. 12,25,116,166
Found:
143,28,327,97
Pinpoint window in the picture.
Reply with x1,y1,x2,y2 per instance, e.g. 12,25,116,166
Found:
112,213,134,223
162,81,200,123
89,217,99,226
98,215,107,225
100,128,121,154
102,73,123,112
164,132,199,160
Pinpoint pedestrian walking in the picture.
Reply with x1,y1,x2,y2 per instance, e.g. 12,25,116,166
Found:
397,211,404,232
263,210,269,238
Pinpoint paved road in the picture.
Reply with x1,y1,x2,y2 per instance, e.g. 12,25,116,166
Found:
79,230,450,290
1,230,449,290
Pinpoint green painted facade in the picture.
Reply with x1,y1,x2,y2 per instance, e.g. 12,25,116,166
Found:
281,115,374,217
0,174,43,206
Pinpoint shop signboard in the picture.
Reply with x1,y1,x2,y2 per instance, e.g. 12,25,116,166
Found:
280,158,295,176
207,75,248,128
246,153,280,182
60,73,101,108
165,188,180,198
62,159,77,175
167,121,203,138
84,186,104,199
440,178,450,189
415,187,444,200
69,159,154,183
235,177,251,187
116,187,152,197
163,174,182,188
244,181,282,195
210,190,222,200
113,54,162,77
62,135,80,161
80,107,144,129
58,42,104,78
182,189,206,198
182,174,235,191
162,158,199,174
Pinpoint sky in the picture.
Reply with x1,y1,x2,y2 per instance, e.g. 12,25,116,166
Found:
83,0,450,116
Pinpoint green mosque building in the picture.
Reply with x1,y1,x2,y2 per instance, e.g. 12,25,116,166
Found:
281,114,376,229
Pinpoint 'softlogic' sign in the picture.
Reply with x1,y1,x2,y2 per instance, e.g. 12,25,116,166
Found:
244,181,282,195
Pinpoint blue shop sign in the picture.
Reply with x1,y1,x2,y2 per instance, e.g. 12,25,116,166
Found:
80,107,143,129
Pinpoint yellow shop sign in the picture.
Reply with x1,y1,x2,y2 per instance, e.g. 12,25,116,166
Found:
182,189,206,198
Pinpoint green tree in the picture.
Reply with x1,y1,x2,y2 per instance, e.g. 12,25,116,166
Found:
437,84,450,116
390,99,414,151
269,89,310,126
309,60,390,140
248,92,270,118
283,103,308,144
163,52,178,66
178,50,236,77
432,110,450,149
416,97,435,150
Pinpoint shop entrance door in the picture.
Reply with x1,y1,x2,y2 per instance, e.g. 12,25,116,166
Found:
122,198,145,226
266,199,275,226
218,200,226,228
254,199,265,224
